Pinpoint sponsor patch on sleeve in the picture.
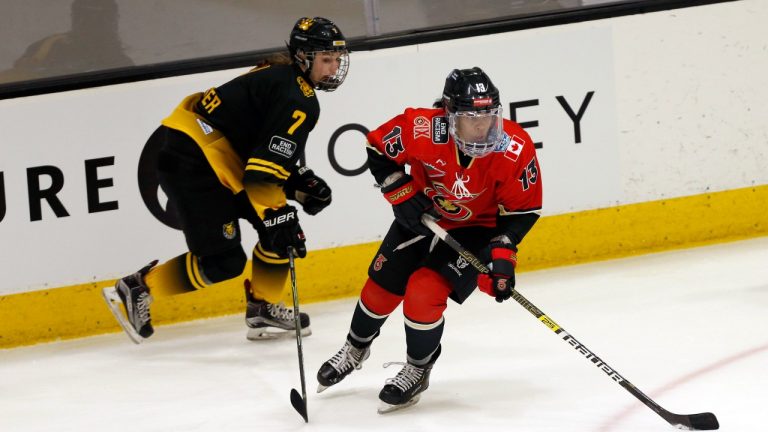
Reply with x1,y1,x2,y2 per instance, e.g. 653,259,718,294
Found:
413,116,431,139
432,116,449,144
268,136,298,158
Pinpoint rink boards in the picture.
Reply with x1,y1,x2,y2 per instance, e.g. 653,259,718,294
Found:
1,1,767,347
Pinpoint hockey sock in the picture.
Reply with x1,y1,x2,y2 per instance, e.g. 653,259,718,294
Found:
404,316,444,365
250,242,289,304
348,278,403,347
144,253,204,296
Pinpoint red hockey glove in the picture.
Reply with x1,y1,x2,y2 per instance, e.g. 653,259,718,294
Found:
477,242,517,303
380,174,439,237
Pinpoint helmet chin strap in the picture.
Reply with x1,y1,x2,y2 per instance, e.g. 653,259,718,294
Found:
294,51,312,72
295,51,321,89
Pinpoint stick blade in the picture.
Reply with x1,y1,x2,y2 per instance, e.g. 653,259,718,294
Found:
686,412,719,430
667,412,719,430
290,388,308,423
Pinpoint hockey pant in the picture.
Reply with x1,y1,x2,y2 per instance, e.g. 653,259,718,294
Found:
349,268,450,364
144,243,287,303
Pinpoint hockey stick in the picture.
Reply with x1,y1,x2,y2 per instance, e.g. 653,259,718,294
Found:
420,214,719,431
287,247,308,423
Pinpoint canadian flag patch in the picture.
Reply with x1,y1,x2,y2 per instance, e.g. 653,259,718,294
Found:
504,135,525,162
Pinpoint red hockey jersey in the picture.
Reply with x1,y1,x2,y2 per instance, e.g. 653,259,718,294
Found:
367,107,542,231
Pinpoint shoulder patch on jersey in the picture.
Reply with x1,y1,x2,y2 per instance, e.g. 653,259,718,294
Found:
504,134,526,162
432,116,449,144
493,133,511,152
296,76,315,97
196,118,214,135
413,116,431,139
268,136,298,158
222,221,237,239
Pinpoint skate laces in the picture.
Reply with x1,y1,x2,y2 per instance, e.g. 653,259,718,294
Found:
135,291,153,325
383,362,424,392
329,342,366,372
267,302,294,321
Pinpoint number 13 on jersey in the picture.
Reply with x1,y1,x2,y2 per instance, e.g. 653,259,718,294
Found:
518,158,539,191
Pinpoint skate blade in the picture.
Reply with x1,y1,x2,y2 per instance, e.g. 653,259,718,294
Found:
101,287,145,345
377,394,421,414
246,326,312,341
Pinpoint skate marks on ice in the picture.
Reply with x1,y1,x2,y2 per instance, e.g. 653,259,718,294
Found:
1,237,768,431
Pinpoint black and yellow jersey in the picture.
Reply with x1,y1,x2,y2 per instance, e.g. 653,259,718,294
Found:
160,62,320,217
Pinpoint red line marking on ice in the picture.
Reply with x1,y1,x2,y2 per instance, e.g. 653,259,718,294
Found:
598,342,768,432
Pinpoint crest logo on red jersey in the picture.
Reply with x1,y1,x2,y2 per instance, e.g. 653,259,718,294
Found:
504,135,525,162
449,173,473,199
433,195,463,216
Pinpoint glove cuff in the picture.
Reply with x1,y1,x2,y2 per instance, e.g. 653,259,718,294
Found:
284,165,314,197
491,244,518,268
380,175,418,205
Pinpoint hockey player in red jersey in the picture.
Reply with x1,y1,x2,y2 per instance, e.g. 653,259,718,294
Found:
317,67,543,413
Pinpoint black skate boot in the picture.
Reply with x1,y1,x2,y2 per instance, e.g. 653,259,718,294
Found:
317,339,371,393
377,345,442,414
102,260,157,344
244,284,311,340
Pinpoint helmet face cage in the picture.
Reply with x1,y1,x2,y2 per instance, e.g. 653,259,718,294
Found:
442,67,504,157
448,107,504,158
303,50,349,91
289,17,349,91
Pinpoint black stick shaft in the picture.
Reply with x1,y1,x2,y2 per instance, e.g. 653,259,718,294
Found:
421,215,718,430
288,248,308,422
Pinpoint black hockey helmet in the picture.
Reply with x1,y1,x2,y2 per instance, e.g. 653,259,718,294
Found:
288,17,349,91
442,67,504,157
442,67,501,113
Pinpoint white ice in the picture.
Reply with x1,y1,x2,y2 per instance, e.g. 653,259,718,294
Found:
2,237,767,432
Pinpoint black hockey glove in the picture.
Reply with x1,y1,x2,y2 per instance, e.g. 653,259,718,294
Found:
380,174,440,237
477,242,517,302
284,166,332,215
262,205,307,258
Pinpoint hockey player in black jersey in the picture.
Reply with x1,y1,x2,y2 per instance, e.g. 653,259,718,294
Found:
103,17,349,344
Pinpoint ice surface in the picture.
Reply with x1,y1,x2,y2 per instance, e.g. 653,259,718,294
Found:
2,237,767,432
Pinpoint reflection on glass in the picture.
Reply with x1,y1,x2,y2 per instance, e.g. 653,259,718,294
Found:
0,0,133,84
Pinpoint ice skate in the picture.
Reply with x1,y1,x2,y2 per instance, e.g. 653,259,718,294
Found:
102,260,157,344
244,286,310,340
377,346,441,414
316,340,371,393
